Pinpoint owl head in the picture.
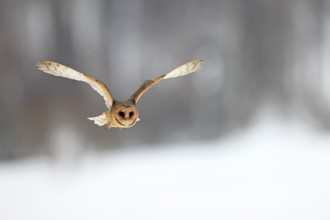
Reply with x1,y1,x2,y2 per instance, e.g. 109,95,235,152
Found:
110,101,139,128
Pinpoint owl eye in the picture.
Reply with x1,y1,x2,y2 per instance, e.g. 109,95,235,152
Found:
129,112,134,118
118,111,125,118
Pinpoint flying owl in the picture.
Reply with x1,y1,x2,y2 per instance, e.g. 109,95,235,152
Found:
37,60,203,129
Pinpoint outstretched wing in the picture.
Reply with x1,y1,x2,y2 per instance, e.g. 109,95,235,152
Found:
131,60,203,103
37,61,114,109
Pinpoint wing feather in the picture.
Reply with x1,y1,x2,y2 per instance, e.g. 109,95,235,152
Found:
87,112,109,126
37,61,113,109
131,60,203,103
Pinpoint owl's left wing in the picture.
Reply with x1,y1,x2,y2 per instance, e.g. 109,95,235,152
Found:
37,61,114,109
131,60,203,103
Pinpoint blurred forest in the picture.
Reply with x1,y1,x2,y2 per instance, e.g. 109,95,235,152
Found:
0,0,330,160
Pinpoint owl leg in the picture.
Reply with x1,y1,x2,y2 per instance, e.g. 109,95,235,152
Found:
106,122,112,130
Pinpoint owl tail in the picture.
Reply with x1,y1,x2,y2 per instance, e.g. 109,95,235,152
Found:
87,112,110,127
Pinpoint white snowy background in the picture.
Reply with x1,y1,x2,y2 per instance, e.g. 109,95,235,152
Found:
1,112,329,220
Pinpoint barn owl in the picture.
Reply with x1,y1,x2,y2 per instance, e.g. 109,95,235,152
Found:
37,60,203,129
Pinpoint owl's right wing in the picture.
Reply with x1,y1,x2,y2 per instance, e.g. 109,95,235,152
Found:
37,61,114,109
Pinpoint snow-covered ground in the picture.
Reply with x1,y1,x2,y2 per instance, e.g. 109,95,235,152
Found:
1,116,330,220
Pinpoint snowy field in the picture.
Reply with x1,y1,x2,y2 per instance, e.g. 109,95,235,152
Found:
1,116,330,220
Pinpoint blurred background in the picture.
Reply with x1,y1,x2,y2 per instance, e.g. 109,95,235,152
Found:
0,0,330,219
1,0,330,158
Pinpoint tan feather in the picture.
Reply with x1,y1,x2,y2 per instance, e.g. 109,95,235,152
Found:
36,61,114,109
163,59,203,79
131,60,203,102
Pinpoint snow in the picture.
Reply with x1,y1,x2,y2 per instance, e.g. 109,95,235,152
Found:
1,116,330,220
